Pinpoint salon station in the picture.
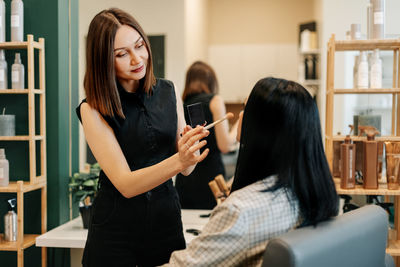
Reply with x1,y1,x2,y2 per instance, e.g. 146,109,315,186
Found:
0,0,400,266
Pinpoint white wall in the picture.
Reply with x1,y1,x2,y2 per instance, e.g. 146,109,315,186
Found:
209,43,298,102
207,0,315,103
184,0,209,67
78,0,185,170
317,0,400,137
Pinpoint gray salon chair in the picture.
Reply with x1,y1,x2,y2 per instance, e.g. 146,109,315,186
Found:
262,205,394,267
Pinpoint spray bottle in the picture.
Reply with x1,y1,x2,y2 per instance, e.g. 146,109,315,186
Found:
363,128,380,189
11,53,24,89
340,126,356,189
4,198,17,241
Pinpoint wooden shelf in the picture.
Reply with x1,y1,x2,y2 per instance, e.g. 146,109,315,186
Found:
0,34,47,266
326,34,400,265
334,39,400,51
0,40,43,50
0,180,46,193
329,88,400,94
0,89,44,94
0,135,45,141
0,234,39,251
388,229,400,256
387,240,400,256
334,178,400,196
327,135,400,142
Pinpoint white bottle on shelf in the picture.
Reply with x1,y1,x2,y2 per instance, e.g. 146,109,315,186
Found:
370,49,382,88
357,51,369,89
10,0,23,42
11,53,24,89
0,0,5,43
367,1,373,39
372,0,385,39
0,50,7,89
353,55,359,89
0,148,9,187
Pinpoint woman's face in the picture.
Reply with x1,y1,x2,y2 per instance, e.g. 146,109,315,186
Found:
114,25,149,90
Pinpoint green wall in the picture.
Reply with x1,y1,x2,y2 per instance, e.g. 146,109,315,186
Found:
0,0,79,266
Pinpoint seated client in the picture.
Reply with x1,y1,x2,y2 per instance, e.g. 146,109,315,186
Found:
161,77,339,266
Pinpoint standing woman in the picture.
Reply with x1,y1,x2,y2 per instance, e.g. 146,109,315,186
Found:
77,8,209,267
175,61,238,209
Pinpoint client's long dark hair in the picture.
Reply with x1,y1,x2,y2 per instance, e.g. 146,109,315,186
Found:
231,77,338,226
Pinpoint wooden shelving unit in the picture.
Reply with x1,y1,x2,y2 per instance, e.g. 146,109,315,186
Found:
325,34,400,265
0,35,46,267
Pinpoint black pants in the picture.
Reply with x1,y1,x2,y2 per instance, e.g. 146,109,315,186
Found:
82,179,186,267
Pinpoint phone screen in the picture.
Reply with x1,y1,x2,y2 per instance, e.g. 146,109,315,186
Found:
186,102,206,128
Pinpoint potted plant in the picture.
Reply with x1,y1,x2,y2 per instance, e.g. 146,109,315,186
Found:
69,163,100,229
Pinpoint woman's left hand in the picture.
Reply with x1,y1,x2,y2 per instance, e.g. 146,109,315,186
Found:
177,125,210,171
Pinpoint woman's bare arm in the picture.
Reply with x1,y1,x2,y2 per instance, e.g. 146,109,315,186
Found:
175,85,200,176
209,95,238,153
80,102,209,198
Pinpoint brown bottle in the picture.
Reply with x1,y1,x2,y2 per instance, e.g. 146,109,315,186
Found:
363,130,379,189
340,135,356,189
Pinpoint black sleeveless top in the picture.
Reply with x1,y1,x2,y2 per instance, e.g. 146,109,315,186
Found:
76,79,177,191
175,93,225,209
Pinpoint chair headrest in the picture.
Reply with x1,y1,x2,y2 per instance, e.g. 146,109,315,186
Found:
262,205,389,267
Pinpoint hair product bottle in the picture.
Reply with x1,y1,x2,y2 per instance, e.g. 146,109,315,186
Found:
11,53,24,89
385,142,400,190
370,49,382,88
372,0,385,39
353,55,359,89
340,135,356,189
363,129,379,189
0,148,9,187
0,50,7,89
0,0,5,42
350,23,361,40
10,0,23,42
333,141,341,177
357,51,369,89
4,198,17,241
367,0,373,39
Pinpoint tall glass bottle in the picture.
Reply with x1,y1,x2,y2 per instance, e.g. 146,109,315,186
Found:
0,50,7,89
0,0,5,42
11,0,23,42
372,0,385,39
0,148,9,187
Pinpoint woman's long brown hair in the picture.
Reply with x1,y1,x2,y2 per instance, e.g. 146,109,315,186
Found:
84,8,156,118
182,61,219,101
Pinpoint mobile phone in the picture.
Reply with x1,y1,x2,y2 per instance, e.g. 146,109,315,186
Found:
186,102,206,128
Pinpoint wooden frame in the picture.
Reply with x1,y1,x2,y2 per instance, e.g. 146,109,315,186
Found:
0,35,47,267
325,34,400,265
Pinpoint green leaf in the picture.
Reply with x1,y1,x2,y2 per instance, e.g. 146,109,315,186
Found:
83,180,95,186
75,191,86,197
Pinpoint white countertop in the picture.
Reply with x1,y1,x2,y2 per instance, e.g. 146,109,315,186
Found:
36,209,211,248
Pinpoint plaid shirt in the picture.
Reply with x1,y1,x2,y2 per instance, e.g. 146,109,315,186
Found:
162,175,301,267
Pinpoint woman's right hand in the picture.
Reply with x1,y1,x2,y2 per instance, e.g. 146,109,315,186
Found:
177,125,210,170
